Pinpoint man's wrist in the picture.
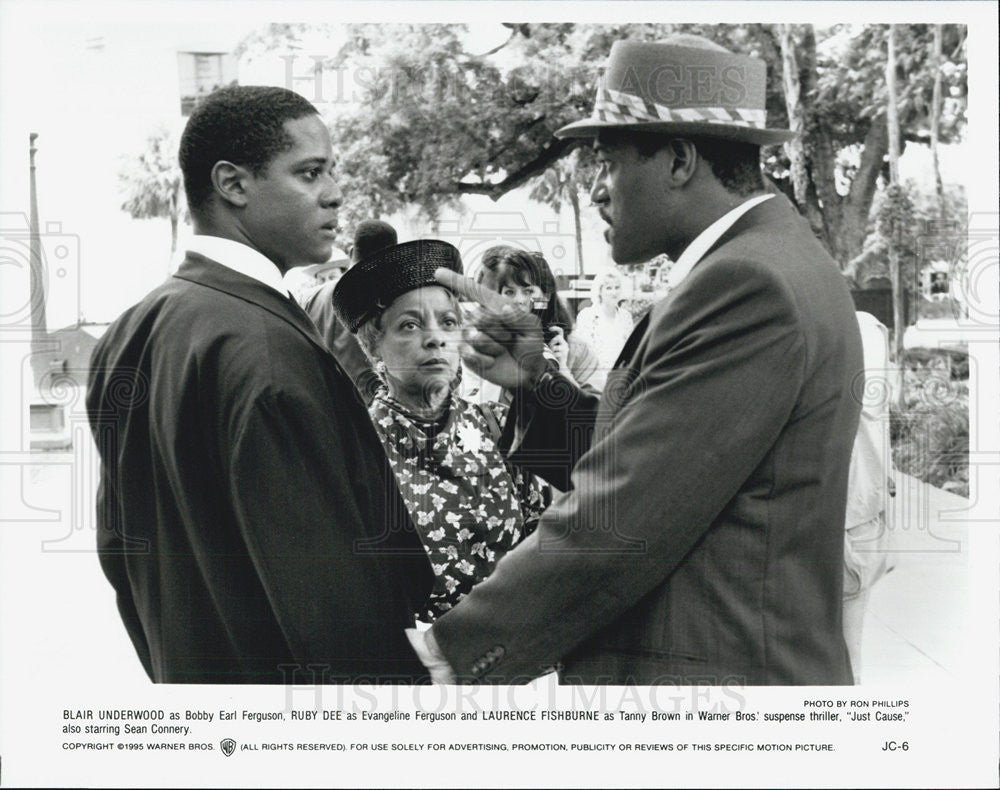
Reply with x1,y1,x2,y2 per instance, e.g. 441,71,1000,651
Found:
518,353,559,396
405,626,456,684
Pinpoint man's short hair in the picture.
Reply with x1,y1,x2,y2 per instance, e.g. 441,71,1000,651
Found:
179,85,319,216
599,130,765,197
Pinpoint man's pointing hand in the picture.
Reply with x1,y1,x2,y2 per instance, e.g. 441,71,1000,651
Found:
434,267,547,392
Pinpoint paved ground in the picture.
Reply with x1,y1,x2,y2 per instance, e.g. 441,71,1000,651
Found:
3,455,975,687
860,473,972,684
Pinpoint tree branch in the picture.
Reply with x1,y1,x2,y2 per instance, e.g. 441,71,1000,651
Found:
485,115,550,165
848,118,888,213
455,138,577,200
475,27,519,58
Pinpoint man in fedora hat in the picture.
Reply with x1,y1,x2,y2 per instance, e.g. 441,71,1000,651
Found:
87,87,432,683
300,219,400,402
414,35,864,685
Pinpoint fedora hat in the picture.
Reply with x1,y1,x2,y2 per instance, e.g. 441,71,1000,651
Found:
332,239,463,333
555,35,795,146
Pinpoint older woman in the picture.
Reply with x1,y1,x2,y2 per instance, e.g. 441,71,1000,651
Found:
574,269,634,389
332,238,546,623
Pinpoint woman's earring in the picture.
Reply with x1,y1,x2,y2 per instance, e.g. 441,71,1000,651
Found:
374,359,387,379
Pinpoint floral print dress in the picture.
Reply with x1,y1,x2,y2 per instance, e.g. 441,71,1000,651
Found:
369,390,547,622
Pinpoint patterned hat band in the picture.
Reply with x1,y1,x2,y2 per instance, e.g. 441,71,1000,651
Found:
594,86,767,129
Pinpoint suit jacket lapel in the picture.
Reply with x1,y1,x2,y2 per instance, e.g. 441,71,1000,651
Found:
174,253,332,358
613,312,650,370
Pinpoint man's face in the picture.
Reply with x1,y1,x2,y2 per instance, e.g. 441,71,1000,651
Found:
241,114,342,270
318,266,346,285
590,137,674,265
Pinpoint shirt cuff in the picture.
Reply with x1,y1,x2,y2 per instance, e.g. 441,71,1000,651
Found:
405,627,457,684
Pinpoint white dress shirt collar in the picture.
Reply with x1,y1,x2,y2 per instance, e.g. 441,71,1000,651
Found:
663,193,774,292
186,235,290,297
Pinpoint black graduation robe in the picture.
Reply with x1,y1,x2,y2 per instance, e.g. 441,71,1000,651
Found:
87,253,433,683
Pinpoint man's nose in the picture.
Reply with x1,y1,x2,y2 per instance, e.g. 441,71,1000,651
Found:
322,178,343,209
589,174,608,205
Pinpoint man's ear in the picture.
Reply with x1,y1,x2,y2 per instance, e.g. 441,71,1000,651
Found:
211,161,252,209
663,139,699,187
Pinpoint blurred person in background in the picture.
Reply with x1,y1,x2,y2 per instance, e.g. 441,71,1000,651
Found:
574,269,634,389
301,220,398,402
650,258,677,301
475,245,599,398
842,311,896,683
332,238,546,623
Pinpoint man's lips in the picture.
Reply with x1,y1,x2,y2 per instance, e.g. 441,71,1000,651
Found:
600,212,613,240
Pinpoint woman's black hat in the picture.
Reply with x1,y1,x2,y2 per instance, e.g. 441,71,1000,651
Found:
333,238,463,333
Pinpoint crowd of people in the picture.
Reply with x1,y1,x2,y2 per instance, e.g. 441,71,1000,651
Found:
87,33,891,686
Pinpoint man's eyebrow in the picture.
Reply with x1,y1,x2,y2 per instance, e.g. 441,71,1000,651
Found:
292,156,334,168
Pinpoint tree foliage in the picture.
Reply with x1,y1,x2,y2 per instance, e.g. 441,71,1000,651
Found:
239,23,967,269
322,24,592,222
527,148,596,275
777,23,966,264
117,126,186,255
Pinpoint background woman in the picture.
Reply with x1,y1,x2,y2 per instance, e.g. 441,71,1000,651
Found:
332,238,546,623
574,269,634,390
476,245,599,395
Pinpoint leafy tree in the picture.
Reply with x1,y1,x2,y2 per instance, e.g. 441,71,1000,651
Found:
848,179,967,321
320,24,590,210
527,148,596,275
118,126,186,255
778,23,966,267
249,23,966,269
886,23,906,383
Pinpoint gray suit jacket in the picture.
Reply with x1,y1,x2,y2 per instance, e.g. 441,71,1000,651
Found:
432,195,863,685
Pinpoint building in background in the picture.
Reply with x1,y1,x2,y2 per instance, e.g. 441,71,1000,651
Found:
19,25,248,451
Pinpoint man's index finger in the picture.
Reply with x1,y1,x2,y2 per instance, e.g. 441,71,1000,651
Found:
434,268,508,313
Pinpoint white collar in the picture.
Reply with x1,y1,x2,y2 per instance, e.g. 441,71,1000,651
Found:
663,193,774,292
186,235,290,297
